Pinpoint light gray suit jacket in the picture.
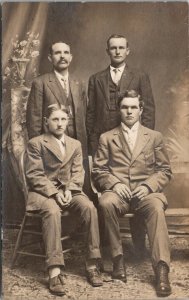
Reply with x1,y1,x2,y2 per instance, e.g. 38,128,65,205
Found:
92,125,172,204
25,133,84,211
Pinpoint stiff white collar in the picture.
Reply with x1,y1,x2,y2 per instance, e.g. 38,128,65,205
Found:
121,121,140,133
54,70,69,82
110,64,125,73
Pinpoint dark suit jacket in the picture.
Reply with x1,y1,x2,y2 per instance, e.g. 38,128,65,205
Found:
25,133,84,211
26,72,88,159
87,65,155,156
92,125,171,205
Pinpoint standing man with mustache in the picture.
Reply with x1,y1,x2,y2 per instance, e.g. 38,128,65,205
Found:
26,41,90,195
86,34,155,256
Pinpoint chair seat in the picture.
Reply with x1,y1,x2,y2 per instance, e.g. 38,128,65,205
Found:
11,210,73,268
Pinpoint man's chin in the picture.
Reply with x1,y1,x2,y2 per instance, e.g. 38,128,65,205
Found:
52,131,64,139
55,65,68,71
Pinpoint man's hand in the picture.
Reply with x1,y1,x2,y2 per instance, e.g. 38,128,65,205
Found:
113,183,132,200
55,192,69,208
132,185,150,200
64,190,72,205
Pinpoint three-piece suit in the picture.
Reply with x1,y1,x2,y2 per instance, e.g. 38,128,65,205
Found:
26,72,88,159
26,72,92,195
92,124,172,267
87,65,155,156
25,133,101,268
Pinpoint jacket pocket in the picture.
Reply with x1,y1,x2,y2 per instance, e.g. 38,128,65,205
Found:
144,152,155,165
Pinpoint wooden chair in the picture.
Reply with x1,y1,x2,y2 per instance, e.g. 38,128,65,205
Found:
11,151,73,268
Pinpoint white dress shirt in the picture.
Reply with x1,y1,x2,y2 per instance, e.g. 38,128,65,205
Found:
121,121,139,152
110,64,125,85
54,70,69,97
53,134,66,157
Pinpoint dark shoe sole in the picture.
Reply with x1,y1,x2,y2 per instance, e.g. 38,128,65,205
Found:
49,289,66,296
112,276,127,283
87,279,103,287
156,290,172,297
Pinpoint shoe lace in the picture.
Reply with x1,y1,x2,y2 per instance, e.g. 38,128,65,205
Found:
157,263,169,283
88,268,100,277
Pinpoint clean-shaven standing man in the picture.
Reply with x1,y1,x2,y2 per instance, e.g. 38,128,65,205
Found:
87,34,155,156
26,104,103,296
92,90,172,297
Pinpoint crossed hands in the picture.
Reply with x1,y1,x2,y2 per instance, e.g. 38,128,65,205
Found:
54,190,72,208
112,183,150,202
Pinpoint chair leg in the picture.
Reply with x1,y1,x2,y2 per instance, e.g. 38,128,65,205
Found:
11,215,27,268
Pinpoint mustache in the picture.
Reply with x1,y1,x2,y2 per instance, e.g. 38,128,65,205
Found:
58,59,68,63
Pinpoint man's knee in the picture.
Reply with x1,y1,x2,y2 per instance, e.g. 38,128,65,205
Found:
145,195,165,215
77,196,98,222
41,200,61,218
98,192,117,213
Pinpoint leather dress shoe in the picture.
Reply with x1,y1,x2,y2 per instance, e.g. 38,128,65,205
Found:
112,255,127,283
49,272,65,296
155,261,171,297
86,268,103,287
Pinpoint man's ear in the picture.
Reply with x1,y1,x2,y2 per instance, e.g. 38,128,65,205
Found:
126,47,130,55
48,54,52,63
106,48,110,56
139,107,143,116
44,117,48,126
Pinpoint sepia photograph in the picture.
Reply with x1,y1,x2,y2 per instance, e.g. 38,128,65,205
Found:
2,2,189,299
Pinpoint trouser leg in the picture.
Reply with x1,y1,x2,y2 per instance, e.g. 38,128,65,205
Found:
98,191,129,258
129,215,146,255
39,199,64,269
134,194,170,268
69,193,101,259
83,158,97,205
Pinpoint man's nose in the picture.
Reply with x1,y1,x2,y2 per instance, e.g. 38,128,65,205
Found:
127,108,132,114
115,48,120,54
58,120,63,126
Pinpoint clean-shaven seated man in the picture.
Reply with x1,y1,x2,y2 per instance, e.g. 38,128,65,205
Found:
92,90,172,297
25,104,103,296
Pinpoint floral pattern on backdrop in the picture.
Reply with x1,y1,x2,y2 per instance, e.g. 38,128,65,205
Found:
4,32,40,178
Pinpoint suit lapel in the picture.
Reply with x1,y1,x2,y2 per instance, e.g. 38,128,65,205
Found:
43,133,64,162
43,134,76,165
98,68,111,108
131,125,150,163
112,126,132,159
120,65,134,93
47,72,67,105
69,78,79,113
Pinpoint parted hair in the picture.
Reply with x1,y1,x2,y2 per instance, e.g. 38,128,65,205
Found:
49,41,71,55
107,34,129,48
45,104,69,118
118,90,144,109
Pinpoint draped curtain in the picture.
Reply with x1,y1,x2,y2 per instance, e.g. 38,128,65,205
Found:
2,3,49,225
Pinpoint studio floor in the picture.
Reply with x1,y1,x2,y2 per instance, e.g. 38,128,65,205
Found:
2,229,189,300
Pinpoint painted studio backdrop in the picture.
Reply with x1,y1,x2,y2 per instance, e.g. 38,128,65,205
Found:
2,2,189,225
